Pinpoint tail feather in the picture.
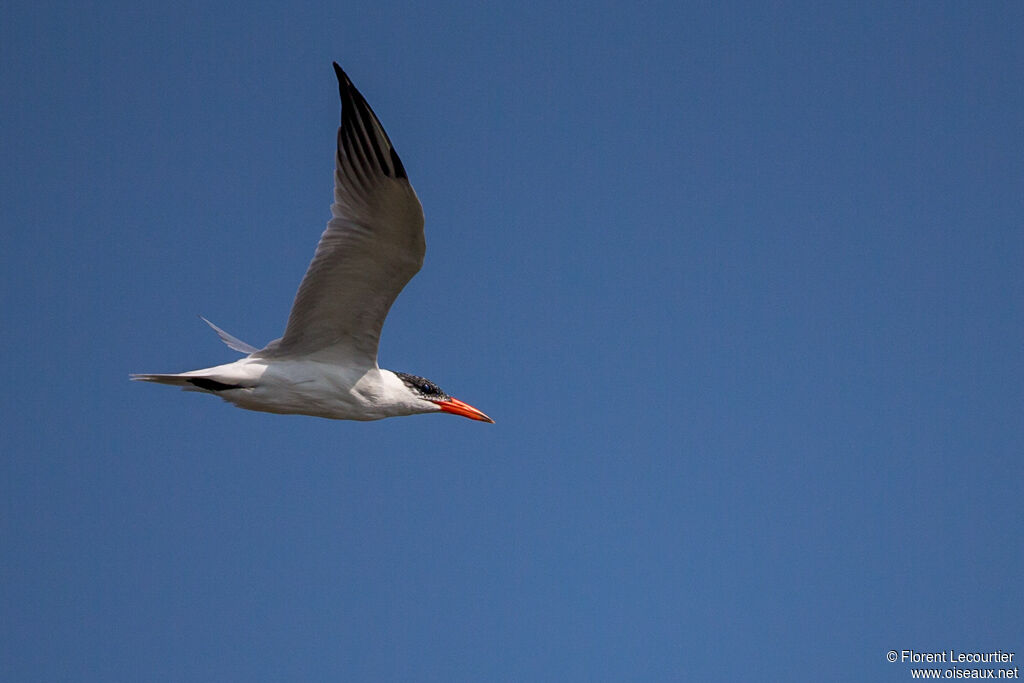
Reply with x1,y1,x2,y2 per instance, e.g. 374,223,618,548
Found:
130,373,244,392
200,316,260,355
130,373,194,387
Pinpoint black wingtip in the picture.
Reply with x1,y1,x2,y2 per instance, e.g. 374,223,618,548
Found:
331,61,409,181
333,62,357,108
187,377,243,392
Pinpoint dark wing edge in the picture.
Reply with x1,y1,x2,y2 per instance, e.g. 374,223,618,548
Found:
333,62,408,182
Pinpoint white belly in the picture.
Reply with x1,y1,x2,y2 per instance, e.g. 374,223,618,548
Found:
208,359,426,421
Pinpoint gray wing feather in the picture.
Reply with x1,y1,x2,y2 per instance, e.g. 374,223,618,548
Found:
259,64,425,365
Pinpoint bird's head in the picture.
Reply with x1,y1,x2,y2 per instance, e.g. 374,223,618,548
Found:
394,371,494,423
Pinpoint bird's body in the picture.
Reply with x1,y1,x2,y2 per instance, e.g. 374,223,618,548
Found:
132,64,493,424
144,358,429,421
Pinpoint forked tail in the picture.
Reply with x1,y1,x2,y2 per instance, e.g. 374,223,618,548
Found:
130,374,245,392
131,318,259,393
200,317,260,354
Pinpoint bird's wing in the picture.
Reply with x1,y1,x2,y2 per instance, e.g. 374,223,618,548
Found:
259,63,425,365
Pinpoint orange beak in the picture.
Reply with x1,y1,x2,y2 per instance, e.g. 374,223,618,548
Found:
435,397,495,423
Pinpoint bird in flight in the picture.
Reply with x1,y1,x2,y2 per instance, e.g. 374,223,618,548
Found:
132,63,493,424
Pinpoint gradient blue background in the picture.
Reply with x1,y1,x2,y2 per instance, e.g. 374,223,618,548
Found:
2,2,1022,680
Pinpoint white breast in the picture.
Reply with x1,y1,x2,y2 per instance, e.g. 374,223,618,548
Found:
220,360,432,421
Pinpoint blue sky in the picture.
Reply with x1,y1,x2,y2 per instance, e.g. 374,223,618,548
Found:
2,2,1022,680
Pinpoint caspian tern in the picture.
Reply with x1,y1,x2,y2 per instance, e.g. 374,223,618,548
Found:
132,63,494,424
